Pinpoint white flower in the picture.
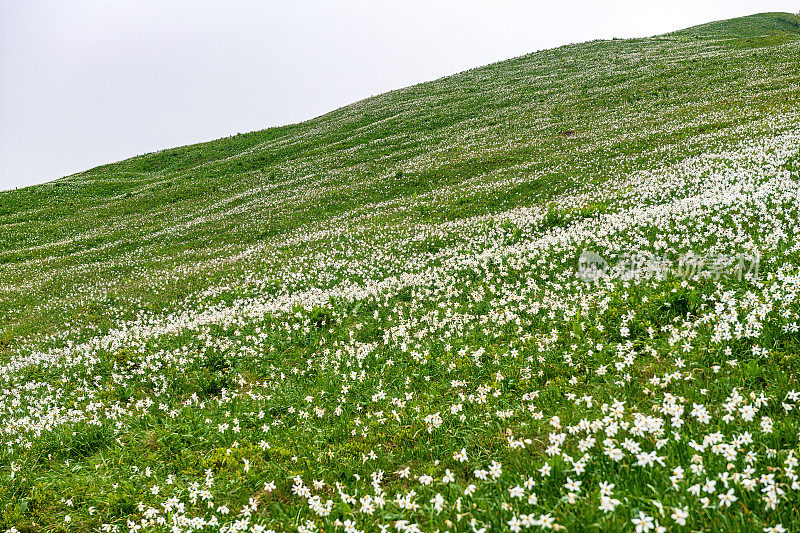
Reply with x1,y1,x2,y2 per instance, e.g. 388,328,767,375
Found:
599,496,620,513
564,477,581,492
632,512,655,532
719,488,737,507
509,485,525,499
671,507,688,526
488,461,502,479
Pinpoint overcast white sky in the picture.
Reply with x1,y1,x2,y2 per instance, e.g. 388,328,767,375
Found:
1,1,798,191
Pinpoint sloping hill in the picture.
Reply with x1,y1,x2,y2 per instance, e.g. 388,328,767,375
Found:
1,12,800,531
670,11,800,38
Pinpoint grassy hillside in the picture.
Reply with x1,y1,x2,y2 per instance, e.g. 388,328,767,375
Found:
671,11,800,37
1,12,800,532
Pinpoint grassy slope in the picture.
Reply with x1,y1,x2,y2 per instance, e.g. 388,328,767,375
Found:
1,12,800,532
2,12,798,346
671,11,800,37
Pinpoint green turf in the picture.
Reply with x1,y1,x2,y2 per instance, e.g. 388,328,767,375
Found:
1,12,800,533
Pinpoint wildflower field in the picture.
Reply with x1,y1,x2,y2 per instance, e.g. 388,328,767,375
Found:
2,11,800,533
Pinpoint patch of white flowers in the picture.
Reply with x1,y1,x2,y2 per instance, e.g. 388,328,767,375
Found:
1,29,800,533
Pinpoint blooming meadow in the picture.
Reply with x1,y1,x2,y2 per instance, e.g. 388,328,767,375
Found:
1,12,800,533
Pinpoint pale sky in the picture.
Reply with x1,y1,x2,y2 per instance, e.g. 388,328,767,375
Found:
1,1,798,191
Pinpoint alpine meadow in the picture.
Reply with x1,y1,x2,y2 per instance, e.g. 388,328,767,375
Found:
4,11,800,533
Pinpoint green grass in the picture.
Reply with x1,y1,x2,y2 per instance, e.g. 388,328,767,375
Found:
1,11,800,533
